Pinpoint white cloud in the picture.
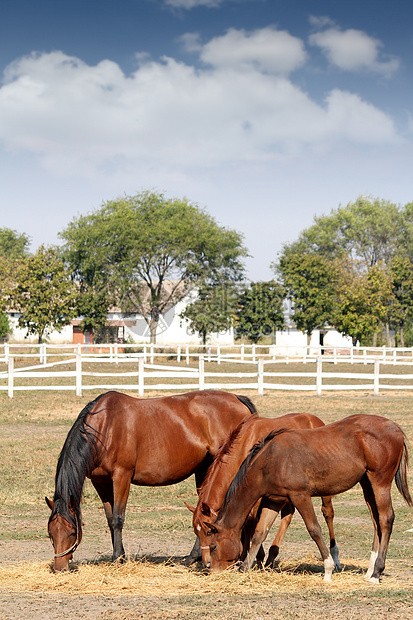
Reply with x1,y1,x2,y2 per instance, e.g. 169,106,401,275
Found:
199,26,307,74
0,35,399,179
309,15,335,29
164,0,224,8
309,28,400,77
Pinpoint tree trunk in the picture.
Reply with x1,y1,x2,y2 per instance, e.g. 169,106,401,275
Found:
148,307,160,344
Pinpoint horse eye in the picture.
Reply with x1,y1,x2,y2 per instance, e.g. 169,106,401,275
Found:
210,544,216,553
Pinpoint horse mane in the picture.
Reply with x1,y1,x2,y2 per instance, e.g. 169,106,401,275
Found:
49,393,105,527
198,418,250,503
217,427,289,520
236,394,257,415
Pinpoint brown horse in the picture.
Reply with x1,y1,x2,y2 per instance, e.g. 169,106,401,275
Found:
186,413,340,571
205,414,412,583
46,389,256,571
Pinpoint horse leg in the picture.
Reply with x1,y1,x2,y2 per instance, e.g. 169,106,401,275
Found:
320,496,341,571
361,475,395,584
110,470,133,562
266,503,295,567
91,478,116,550
182,460,212,566
292,494,335,582
239,501,283,571
359,476,380,581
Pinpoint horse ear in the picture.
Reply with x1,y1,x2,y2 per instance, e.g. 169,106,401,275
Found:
203,521,219,535
184,501,195,514
45,497,54,511
201,502,212,517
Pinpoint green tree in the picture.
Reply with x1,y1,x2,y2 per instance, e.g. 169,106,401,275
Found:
235,281,285,344
0,311,11,339
12,245,78,344
0,229,31,312
274,252,339,343
61,191,248,343
333,259,394,346
180,283,237,345
284,196,403,266
0,227,31,259
388,255,413,346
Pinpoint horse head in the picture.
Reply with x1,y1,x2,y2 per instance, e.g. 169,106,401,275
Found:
46,496,83,571
202,519,242,572
185,501,219,567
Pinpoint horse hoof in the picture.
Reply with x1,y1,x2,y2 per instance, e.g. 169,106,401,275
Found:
181,556,198,567
368,576,380,585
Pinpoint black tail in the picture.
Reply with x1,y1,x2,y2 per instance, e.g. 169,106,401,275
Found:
236,394,257,415
395,439,413,507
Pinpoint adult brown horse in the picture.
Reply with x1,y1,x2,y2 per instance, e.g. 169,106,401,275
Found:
46,389,256,571
205,414,412,583
185,413,340,571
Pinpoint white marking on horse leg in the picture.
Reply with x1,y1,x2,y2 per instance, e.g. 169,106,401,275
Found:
368,576,380,585
323,554,335,582
330,543,342,571
365,550,378,580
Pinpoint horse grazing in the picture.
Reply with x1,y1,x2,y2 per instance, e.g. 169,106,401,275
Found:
186,413,340,571
206,414,412,583
46,389,256,571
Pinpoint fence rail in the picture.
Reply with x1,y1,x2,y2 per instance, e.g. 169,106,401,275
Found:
2,342,413,364
2,344,413,397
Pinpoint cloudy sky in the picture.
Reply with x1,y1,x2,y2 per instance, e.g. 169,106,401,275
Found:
0,0,412,279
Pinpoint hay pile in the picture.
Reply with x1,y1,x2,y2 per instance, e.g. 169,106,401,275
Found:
0,556,410,597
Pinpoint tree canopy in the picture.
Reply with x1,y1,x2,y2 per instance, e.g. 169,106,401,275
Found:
273,196,413,345
235,280,285,343
180,283,237,345
0,227,31,259
60,191,248,342
11,245,78,344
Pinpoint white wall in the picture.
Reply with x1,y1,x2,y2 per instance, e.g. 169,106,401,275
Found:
275,327,353,356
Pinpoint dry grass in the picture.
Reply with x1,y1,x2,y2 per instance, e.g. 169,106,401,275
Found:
1,556,411,598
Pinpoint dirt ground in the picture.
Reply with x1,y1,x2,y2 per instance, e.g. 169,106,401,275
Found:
1,517,413,620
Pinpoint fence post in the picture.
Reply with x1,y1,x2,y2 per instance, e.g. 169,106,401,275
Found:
138,357,144,396
316,356,322,396
150,345,154,365
217,346,221,365
199,355,205,390
40,344,47,365
177,346,181,363
76,347,82,397
186,345,189,365
374,358,380,396
257,358,264,396
8,356,14,398
4,343,9,364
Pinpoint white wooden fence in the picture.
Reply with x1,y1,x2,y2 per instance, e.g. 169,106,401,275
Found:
2,344,413,397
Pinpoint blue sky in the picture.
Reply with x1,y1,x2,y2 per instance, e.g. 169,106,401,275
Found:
1,0,412,279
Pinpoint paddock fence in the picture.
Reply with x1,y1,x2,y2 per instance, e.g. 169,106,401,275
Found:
2,343,413,397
